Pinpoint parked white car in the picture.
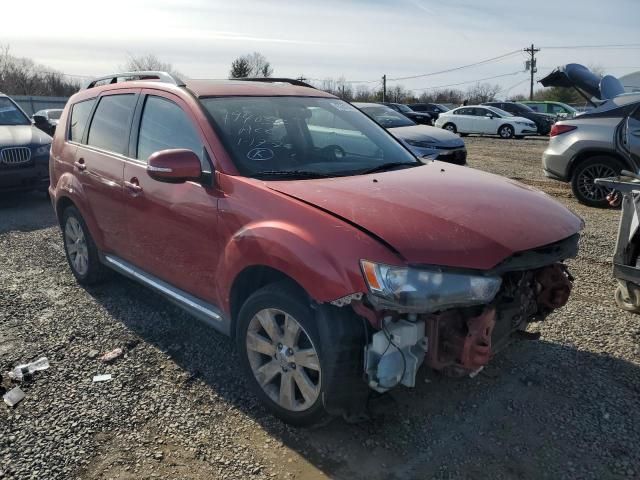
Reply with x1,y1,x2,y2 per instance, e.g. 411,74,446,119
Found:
435,105,538,139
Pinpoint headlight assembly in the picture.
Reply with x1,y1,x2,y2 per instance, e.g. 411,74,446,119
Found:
361,260,502,312
34,144,51,156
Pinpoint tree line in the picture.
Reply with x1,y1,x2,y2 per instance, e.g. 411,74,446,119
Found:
0,47,587,105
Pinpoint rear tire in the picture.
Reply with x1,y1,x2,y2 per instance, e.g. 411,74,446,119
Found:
61,206,109,285
443,123,457,134
571,156,623,208
498,124,515,139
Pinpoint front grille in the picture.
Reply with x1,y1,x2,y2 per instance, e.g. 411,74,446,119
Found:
1,147,32,166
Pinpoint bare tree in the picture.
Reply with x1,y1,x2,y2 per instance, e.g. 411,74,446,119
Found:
229,52,273,78
120,54,184,78
0,44,79,96
465,83,502,104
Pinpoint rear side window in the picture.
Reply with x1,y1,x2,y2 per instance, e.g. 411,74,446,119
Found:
87,94,137,154
68,99,96,142
137,96,203,162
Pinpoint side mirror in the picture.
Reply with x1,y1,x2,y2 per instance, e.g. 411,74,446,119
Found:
33,115,47,124
485,113,495,118
147,149,202,183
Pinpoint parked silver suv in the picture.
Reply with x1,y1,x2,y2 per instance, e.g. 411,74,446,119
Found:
541,64,640,207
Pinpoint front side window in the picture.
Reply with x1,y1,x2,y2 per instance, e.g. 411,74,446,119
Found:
69,99,96,142
137,96,203,162
87,94,136,154
0,97,30,126
201,96,418,178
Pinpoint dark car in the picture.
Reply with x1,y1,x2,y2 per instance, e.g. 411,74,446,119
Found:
381,102,432,125
0,93,52,193
354,102,467,165
33,109,63,136
483,102,555,135
408,103,450,121
50,72,581,426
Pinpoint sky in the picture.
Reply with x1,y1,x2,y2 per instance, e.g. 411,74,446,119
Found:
3,0,640,97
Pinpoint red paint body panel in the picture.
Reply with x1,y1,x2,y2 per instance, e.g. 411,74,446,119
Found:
50,78,582,325
266,162,583,270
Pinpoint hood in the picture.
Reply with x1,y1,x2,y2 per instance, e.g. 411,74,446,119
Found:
539,63,624,101
0,125,52,147
389,125,464,147
410,112,432,118
267,163,581,270
507,115,535,124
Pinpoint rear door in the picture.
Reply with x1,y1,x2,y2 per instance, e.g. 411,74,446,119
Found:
453,108,474,132
76,90,139,253
121,90,221,303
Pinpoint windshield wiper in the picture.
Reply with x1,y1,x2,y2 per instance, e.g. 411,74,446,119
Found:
253,170,334,179
358,162,418,175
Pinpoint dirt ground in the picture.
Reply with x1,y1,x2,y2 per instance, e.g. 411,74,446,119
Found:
1,135,639,480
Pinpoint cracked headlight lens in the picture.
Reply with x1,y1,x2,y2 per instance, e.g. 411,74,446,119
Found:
361,260,502,312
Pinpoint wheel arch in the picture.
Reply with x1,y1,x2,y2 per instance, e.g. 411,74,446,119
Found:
229,265,308,339
568,149,631,181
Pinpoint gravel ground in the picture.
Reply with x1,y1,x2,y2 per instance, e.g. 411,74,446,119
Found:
1,136,639,480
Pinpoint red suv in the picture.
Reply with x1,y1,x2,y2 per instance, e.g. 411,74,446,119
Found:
49,72,582,425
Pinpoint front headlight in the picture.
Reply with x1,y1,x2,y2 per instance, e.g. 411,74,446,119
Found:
405,139,437,148
361,260,502,312
34,144,51,156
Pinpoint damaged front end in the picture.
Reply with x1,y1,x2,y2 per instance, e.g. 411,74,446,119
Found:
355,234,578,392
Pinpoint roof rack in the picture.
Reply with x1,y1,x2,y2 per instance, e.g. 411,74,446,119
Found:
234,77,315,89
84,71,185,90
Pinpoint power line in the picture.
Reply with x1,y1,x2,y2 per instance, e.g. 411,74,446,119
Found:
387,49,521,82
410,70,523,92
540,43,640,49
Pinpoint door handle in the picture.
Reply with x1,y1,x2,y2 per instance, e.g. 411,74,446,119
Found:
124,179,143,194
73,158,86,171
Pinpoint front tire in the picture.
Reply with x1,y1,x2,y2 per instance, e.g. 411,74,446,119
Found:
571,156,623,208
498,124,514,139
61,206,109,285
237,282,327,426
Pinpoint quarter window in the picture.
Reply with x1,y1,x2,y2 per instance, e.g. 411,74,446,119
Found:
68,98,96,143
137,96,203,163
87,94,137,154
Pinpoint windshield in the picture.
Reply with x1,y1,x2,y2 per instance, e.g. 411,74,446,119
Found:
513,103,534,113
201,97,419,179
486,106,512,117
0,98,30,126
434,104,450,112
48,110,62,120
358,105,415,128
395,104,413,113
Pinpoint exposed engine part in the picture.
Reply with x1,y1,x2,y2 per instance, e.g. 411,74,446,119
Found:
535,263,573,310
365,319,428,393
330,292,363,307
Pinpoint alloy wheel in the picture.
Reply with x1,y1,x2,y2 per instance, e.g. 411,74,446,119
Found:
245,308,321,412
577,164,617,202
500,126,513,138
64,217,89,276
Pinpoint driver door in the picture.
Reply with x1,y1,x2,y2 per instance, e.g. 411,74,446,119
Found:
473,108,499,134
622,105,640,167
120,90,221,304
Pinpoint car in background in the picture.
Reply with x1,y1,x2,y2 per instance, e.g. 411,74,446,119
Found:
408,103,450,121
543,94,640,207
381,102,432,125
483,101,555,135
32,109,63,136
0,93,52,193
354,102,466,164
49,72,581,426
521,101,578,119
434,105,538,139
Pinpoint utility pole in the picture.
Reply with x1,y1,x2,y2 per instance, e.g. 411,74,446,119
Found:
382,74,386,102
524,44,540,100
296,75,307,83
